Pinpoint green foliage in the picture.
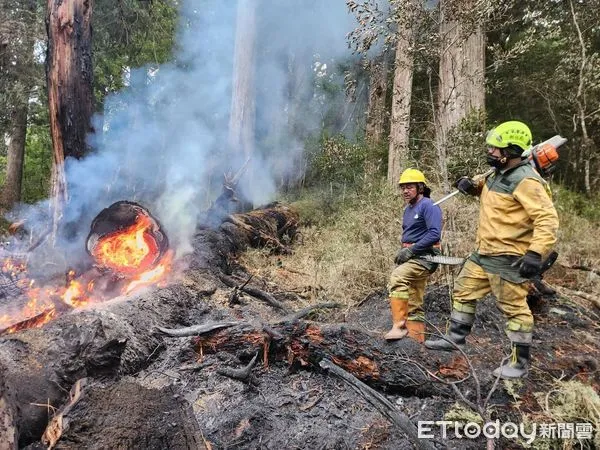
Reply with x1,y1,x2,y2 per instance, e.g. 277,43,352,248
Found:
21,102,51,203
305,134,384,186
528,380,600,449
486,0,600,194
93,0,178,106
553,185,600,224
445,109,489,181
443,402,483,427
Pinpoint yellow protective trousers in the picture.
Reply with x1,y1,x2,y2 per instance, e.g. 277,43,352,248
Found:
388,260,431,322
452,259,533,332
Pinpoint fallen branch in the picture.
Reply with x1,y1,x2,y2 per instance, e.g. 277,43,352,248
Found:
319,359,438,450
157,321,240,337
216,352,259,382
218,273,289,312
555,286,600,309
559,263,600,277
277,302,340,323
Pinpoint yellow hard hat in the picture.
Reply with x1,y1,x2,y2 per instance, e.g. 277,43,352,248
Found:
398,168,427,185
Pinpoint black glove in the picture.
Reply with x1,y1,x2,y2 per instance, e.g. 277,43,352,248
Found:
518,251,542,278
394,247,414,265
454,176,477,195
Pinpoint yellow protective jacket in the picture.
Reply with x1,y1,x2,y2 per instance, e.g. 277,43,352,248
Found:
473,161,558,257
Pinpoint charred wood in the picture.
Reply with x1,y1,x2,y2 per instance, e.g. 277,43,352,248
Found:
157,321,240,337
220,203,299,253
192,321,437,396
46,0,95,234
0,204,299,445
216,351,259,383
320,359,438,450
217,273,289,313
42,381,205,449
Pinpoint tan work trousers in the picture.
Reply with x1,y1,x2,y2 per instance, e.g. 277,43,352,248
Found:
388,260,431,322
453,259,533,332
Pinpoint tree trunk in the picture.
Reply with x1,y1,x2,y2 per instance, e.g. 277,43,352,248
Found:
0,102,28,210
436,0,485,189
46,0,94,236
366,52,389,146
388,5,416,185
228,0,257,161
0,0,36,210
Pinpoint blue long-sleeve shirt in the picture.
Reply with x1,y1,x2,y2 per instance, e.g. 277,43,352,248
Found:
401,197,442,253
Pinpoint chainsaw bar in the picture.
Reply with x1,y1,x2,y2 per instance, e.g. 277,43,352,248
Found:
418,255,466,265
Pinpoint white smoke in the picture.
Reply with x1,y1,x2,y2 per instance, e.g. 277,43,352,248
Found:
9,0,360,272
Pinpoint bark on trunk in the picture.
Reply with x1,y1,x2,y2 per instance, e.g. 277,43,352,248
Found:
366,52,389,146
436,0,485,189
0,95,28,210
388,5,416,185
46,0,94,235
0,0,36,211
228,0,257,161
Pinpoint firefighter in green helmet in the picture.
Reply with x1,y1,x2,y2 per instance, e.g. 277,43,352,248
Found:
425,121,559,379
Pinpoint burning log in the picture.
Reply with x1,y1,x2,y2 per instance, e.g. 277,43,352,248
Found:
0,202,173,336
86,200,169,277
0,202,300,447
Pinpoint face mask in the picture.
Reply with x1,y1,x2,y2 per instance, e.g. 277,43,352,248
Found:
486,154,507,168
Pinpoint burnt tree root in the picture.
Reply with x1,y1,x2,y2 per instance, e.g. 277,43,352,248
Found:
186,321,439,396
0,203,300,447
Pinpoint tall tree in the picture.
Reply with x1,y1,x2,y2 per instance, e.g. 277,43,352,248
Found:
568,0,596,197
435,0,485,187
365,52,389,146
228,0,257,161
46,0,94,233
0,0,36,209
388,2,417,185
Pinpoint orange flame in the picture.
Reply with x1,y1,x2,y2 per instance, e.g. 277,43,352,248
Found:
124,251,173,295
1,212,171,334
92,214,160,276
3,307,56,334
62,280,88,308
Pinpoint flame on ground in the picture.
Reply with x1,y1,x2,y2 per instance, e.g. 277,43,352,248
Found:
0,250,172,334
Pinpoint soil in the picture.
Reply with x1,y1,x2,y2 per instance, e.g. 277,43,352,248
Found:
3,214,599,450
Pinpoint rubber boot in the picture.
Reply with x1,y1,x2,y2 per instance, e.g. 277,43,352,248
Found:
384,297,408,340
492,332,532,379
406,320,425,343
424,310,474,351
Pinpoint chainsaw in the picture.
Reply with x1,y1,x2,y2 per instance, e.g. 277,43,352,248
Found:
418,254,466,265
420,250,559,277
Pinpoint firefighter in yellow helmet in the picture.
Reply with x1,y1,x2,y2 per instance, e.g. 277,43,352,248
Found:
425,121,559,379
385,168,443,342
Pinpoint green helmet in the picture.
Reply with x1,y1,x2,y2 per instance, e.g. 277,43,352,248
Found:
486,121,532,153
